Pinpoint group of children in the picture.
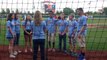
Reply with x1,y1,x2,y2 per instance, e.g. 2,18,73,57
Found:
6,13,21,58
6,8,87,60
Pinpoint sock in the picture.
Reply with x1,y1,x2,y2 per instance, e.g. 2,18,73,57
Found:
53,42,55,48
81,52,85,56
48,41,51,48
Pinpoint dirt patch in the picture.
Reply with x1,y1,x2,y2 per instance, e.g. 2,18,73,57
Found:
88,24,107,29
0,45,107,60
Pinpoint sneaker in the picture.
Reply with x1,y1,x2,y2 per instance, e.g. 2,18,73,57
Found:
64,50,68,54
72,52,78,57
18,50,22,53
24,49,28,53
78,54,85,60
13,51,18,56
83,58,86,60
30,48,33,52
52,48,55,52
9,54,16,58
48,48,52,52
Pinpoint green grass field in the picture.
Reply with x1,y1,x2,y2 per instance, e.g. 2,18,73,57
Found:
0,18,107,51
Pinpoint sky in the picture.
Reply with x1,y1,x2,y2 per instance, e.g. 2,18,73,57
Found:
0,0,107,13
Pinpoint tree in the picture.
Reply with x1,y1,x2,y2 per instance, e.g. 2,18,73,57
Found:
103,7,107,15
12,11,14,13
63,7,74,15
85,11,93,15
56,11,60,15
1,9,5,14
27,11,30,14
16,9,19,14
6,8,10,14
93,12,99,15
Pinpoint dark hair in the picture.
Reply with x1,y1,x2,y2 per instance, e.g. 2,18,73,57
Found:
25,15,32,26
25,15,32,21
7,13,14,21
49,11,54,14
77,8,84,12
58,16,61,20
14,13,18,20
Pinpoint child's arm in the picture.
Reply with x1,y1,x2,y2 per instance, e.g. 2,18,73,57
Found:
17,20,20,26
79,17,87,34
7,22,15,37
62,21,68,35
22,21,30,35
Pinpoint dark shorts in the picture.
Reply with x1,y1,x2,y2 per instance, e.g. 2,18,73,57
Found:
24,30,31,35
6,37,13,40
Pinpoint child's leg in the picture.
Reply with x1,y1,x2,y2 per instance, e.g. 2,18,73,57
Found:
9,39,14,54
33,39,39,60
29,35,33,52
48,33,51,48
78,35,86,59
81,35,86,54
24,35,29,52
14,33,20,53
63,34,66,52
40,39,45,60
48,33,52,51
52,33,56,52
59,34,62,51
9,38,16,58
68,36,72,52
16,33,21,53
52,33,55,49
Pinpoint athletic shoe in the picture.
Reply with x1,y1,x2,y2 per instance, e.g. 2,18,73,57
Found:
72,52,78,57
18,50,22,53
9,54,16,58
52,48,55,52
78,53,85,60
48,48,52,52
64,50,68,54
24,49,28,53
13,51,18,56
30,48,33,52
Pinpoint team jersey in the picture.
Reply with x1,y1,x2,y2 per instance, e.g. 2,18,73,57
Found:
22,20,32,30
67,20,78,36
14,19,20,33
6,20,16,37
77,15,87,35
31,21,46,39
45,17,57,33
56,19,68,33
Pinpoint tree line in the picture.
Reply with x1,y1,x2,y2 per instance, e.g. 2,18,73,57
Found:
0,7,107,15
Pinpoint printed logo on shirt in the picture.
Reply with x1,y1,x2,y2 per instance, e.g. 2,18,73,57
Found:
60,21,64,26
48,20,51,24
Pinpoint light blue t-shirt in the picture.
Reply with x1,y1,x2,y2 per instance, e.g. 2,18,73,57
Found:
22,20,32,30
57,19,68,33
31,21,46,40
77,15,87,35
6,20,16,37
14,19,20,33
45,17,57,33
67,20,78,36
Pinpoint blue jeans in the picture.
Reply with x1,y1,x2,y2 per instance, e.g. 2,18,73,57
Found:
59,34,66,51
33,39,45,60
14,33,20,46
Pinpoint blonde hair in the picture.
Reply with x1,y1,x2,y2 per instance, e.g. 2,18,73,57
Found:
34,11,43,26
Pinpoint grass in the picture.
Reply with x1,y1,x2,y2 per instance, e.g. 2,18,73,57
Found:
0,18,107,51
